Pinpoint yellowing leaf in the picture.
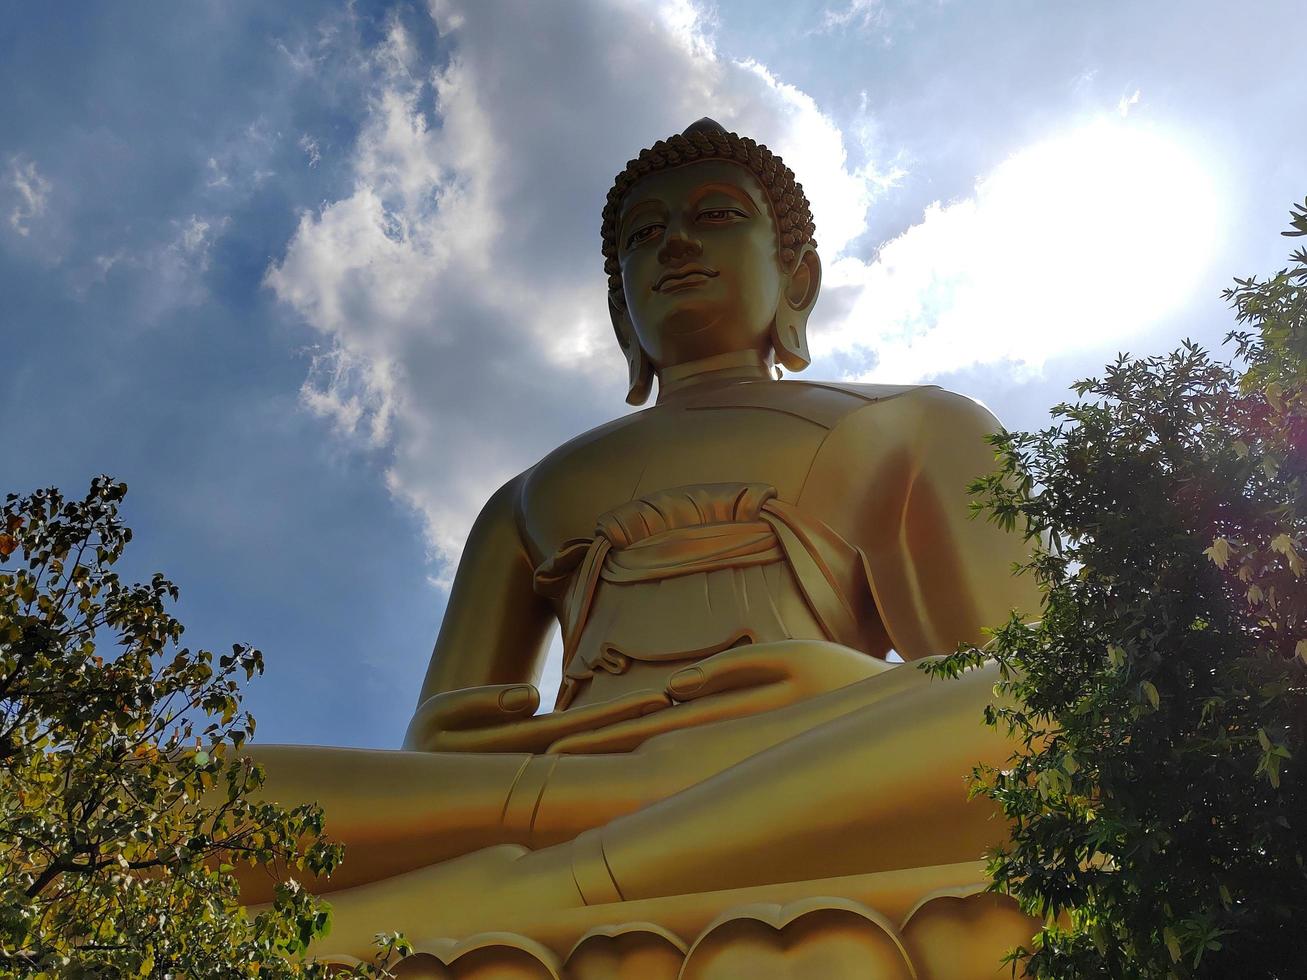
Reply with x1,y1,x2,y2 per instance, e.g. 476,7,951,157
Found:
1296,639,1307,664
1164,927,1181,962
1270,533,1303,576
1142,680,1160,710
1233,439,1250,458
1204,537,1231,568
1266,382,1284,412
1247,584,1264,606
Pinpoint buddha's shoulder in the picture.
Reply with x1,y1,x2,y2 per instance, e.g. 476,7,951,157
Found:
519,377,898,473
813,382,1000,432
518,382,998,503
803,383,1004,488
677,378,996,433
668,377,922,427
520,409,652,498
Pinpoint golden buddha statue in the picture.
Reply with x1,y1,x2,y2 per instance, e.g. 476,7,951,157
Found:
245,119,1043,977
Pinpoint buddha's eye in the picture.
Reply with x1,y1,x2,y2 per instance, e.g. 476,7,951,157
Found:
698,208,746,223
625,224,663,249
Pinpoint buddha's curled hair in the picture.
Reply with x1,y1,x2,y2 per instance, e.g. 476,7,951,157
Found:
601,117,817,309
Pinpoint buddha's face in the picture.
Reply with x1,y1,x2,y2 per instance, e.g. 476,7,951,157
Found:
616,160,787,370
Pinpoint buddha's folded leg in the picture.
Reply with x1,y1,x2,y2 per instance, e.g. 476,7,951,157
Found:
238,650,941,900
307,661,1015,954
235,747,535,901
590,659,1014,901
241,743,724,900
236,728,772,900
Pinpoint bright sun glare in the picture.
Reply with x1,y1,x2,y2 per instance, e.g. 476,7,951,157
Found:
978,117,1219,333
820,116,1223,381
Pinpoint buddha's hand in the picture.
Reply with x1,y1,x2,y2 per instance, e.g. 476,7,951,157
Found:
547,640,889,755
402,683,671,753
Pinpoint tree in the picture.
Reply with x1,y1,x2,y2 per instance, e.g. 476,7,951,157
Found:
0,477,409,978
928,199,1307,977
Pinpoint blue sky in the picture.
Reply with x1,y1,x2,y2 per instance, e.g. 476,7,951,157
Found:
3,0,1304,748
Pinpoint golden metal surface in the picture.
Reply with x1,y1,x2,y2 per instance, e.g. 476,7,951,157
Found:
245,120,1043,974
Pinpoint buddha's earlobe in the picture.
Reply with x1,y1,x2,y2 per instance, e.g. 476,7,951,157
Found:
610,293,653,405
772,246,821,373
771,311,811,372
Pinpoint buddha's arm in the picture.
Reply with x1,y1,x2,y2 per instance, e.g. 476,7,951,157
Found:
403,476,670,752
412,473,553,701
804,387,1041,661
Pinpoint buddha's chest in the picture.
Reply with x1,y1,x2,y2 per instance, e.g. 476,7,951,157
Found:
521,405,831,561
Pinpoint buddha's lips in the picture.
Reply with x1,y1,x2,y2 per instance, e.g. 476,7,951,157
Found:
655,267,718,291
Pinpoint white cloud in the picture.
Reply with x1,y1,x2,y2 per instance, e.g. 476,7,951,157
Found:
298,134,321,168
87,213,227,316
143,214,225,314
206,157,231,189
266,0,890,580
273,13,347,76
178,215,213,257
199,118,282,199
811,116,1221,383
299,343,397,447
818,0,885,34
8,158,51,236
275,38,319,75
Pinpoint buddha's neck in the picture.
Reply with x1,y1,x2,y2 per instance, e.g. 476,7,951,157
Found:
655,350,774,403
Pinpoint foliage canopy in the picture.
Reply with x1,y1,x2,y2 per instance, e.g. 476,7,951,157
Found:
927,199,1307,977
0,478,407,978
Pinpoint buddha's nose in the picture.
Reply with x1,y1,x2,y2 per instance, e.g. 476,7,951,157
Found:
658,230,702,266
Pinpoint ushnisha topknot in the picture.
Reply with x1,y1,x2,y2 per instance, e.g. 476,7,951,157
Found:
601,117,817,309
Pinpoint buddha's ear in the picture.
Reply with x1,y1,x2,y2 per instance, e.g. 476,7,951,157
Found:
609,291,653,405
772,244,821,373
